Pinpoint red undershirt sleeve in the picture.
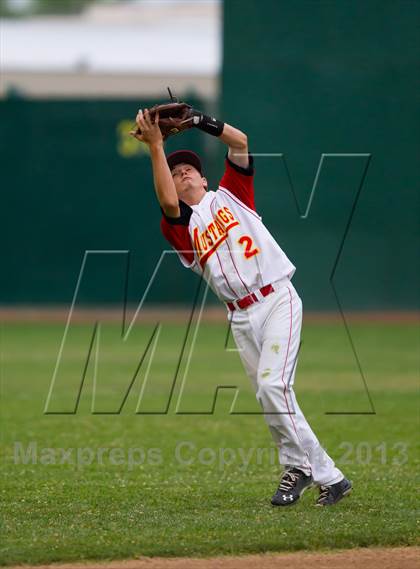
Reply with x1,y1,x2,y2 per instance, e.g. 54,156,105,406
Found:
218,153,256,211
160,201,195,267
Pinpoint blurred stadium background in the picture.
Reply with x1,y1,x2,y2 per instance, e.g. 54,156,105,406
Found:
1,0,418,312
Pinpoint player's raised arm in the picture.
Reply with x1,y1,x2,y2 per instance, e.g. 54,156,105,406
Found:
191,109,249,169
130,109,180,218
219,123,249,169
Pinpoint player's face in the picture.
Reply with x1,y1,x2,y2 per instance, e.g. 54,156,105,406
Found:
171,163,207,197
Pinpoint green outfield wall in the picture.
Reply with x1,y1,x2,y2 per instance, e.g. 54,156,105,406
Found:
1,1,419,309
221,0,419,310
1,97,216,307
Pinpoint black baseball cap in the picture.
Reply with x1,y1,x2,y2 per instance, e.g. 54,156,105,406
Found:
166,150,203,174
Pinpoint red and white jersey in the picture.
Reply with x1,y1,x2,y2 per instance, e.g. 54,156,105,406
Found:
160,154,296,302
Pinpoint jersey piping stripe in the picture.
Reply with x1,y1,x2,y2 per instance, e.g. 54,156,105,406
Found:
218,187,261,220
224,234,251,295
214,249,240,298
210,196,251,296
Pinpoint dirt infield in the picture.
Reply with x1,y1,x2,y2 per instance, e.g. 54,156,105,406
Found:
0,306,418,324
5,547,420,569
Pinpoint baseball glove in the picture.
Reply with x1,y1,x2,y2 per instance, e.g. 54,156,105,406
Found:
132,88,196,141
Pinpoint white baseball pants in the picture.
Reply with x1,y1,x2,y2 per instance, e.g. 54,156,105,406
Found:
229,279,344,486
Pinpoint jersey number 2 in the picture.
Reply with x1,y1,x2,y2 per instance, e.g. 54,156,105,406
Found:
238,235,260,259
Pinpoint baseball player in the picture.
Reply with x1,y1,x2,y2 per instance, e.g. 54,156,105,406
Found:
131,105,352,507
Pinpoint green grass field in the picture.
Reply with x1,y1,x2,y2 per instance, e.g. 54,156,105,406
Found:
1,318,419,566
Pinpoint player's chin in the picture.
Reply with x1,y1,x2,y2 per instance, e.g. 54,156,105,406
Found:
180,181,193,192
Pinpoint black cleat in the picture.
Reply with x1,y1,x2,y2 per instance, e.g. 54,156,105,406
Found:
315,477,353,506
271,467,313,506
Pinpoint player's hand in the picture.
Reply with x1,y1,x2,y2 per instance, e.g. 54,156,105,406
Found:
130,109,163,146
